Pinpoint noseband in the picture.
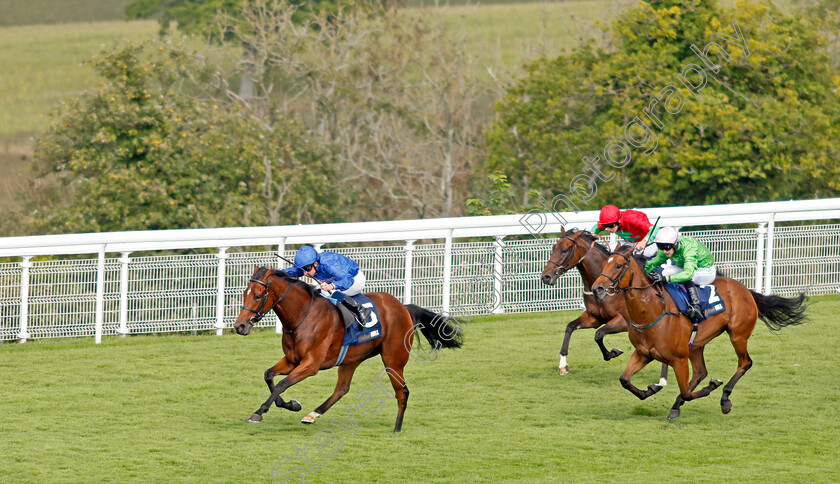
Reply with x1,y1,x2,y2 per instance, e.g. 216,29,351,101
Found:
240,277,292,324
597,252,634,296
546,233,597,277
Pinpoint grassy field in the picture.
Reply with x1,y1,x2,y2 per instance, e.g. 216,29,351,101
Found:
1,295,837,482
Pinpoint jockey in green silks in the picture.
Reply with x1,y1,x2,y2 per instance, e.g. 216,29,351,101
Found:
645,226,717,320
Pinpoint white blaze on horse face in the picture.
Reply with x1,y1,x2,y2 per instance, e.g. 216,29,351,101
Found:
246,288,252,296
608,256,614,263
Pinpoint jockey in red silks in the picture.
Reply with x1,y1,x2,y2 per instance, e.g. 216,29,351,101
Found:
589,205,659,258
282,246,371,323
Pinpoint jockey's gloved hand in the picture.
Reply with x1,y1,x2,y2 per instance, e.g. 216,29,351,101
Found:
648,272,666,284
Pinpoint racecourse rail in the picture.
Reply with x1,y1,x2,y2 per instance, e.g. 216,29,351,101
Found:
1,198,839,343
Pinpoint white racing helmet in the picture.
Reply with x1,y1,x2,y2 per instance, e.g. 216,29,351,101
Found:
653,226,680,245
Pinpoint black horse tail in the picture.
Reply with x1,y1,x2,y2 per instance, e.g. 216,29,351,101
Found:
404,304,463,349
750,291,809,332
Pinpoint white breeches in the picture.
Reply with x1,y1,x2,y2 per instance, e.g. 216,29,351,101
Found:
660,264,717,285
321,270,366,298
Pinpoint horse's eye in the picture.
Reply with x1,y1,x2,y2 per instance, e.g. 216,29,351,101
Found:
255,293,262,299
561,249,568,253
616,264,623,269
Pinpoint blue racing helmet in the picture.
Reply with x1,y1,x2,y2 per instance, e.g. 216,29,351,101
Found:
294,246,319,268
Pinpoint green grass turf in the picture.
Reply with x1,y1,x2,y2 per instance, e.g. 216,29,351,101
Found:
0,295,837,482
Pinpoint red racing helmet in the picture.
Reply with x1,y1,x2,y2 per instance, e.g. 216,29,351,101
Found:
597,205,621,229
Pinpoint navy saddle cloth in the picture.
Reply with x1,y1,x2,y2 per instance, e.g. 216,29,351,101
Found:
662,281,726,323
340,293,382,346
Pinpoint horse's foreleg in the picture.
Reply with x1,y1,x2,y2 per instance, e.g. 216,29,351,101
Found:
264,358,297,410
559,312,602,375
594,314,628,361
249,360,320,423
301,361,362,425
619,350,662,400
558,314,584,375
687,347,708,392
668,356,723,420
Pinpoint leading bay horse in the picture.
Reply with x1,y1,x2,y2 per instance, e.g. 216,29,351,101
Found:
592,245,808,419
233,267,463,432
540,229,668,384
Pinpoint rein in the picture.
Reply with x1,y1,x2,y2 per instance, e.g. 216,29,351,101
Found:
599,251,679,330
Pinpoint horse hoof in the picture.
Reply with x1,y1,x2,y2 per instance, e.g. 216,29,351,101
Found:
248,414,263,423
287,400,302,412
658,378,668,387
721,400,733,414
667,409,681,420
608,348,624,360
301,412,320,424
558,365,570,376
711,379,724,390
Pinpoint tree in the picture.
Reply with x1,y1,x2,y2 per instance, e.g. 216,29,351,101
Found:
214,1,493,219
484,0,840,211
30,42,340,234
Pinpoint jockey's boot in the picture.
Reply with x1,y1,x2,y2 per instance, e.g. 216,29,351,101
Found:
341,296,371,325
684,281,703,320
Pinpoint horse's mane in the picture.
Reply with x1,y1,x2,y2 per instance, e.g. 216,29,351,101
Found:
254,266,321,299
564,228,610,257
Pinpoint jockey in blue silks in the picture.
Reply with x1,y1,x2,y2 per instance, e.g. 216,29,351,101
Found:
282,246,371,323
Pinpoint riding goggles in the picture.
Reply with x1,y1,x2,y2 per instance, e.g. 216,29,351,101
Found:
302,264,315,272
656,243,676,252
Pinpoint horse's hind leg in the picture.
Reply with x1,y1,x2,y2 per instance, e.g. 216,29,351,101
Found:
264,358,301,411
619,350,663,400
301,361,362,424
720,334,753,414
380,365,409,432
688,347,708,392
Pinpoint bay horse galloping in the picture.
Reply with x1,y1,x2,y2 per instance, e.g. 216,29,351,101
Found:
233,267,463,432
591,245,807,419
540,229,668,384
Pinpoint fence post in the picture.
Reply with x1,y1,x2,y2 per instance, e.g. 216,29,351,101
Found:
215,247,229,336
118,252,131,337
754,223,766,292
275,238,286,334
763,213,775,295
276,237,286,268
95,248,106,344
17,256,32,343
442,229,453,314
492,236,505,314
403,240,415,305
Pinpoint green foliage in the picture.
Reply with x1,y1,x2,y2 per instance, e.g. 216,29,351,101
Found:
466,171,519,216
31,42,340,233
485,0,840,210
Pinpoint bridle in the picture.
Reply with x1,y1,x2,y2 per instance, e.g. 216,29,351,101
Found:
240,275,314,334
596,251,635,296
546,232,598,278
596,251,678,330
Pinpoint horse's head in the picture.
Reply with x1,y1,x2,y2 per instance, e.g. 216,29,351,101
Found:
591,245,638,301
234,266,282,336
541,229,598,286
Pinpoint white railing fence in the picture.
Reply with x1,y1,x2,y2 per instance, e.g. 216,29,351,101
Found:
1,199,840,343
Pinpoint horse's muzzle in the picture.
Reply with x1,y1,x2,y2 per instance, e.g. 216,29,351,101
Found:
235,322,252,336
541,272,559,286
592,286,606,301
